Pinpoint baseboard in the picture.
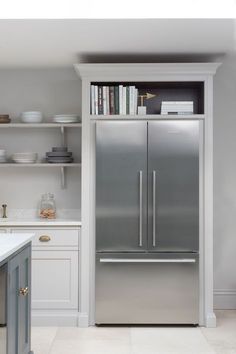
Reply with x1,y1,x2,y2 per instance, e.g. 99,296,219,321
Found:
32,310,79,326
78,312,89,327
214,289,236,309
205,312,216,327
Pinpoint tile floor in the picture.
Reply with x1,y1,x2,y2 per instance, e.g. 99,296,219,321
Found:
31,310,236,354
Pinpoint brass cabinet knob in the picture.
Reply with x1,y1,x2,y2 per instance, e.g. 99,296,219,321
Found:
39,235,51,242
19,287,29,296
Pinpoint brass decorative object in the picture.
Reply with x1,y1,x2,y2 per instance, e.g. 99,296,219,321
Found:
138,92,156,115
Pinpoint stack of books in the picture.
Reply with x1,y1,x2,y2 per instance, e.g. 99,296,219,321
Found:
90,85,139,115
161,101,194,115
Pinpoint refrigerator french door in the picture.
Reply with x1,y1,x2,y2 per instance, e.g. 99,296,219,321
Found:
96,120,199,324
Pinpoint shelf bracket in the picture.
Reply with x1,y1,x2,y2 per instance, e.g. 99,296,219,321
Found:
60,126,67,147
61,167,66,189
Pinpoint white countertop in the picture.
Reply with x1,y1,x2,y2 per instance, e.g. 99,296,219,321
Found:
0,218,81,227
0,233,34,263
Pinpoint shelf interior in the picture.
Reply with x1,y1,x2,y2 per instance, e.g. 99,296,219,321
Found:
91,81,204,115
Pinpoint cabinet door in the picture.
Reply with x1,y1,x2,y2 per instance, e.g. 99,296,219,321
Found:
8,245,31,354
96,121,148,252
32,250,78,309
0,229,6,233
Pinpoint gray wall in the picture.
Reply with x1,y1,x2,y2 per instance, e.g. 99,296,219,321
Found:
0,68,81,212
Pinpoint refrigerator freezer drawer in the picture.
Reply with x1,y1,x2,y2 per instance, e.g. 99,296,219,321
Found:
96,253,199,324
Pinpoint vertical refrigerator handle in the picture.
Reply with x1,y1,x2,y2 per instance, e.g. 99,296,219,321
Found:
139,170,143,247
152,170,156,247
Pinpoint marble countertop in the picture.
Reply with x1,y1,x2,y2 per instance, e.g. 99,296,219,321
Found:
0,218,81,226
0,233,34,263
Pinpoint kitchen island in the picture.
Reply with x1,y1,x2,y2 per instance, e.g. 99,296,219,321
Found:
0,233,34,354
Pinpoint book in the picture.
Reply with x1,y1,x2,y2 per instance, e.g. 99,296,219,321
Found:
126,86,130,115
119,85,123,115
134,88,138,115
123,86,127,115
129,86,135,115
94,85,98,115
90,85,95,115
106,87,110,115
98,86,103,115
109,86,115,115
103,86,107,115
114,86,119,114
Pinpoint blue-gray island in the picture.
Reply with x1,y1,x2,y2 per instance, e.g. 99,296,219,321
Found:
0,233,34,354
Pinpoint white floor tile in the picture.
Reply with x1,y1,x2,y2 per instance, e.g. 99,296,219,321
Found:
55,326,131,343
31,326,57,354
50,339,131,354
131,327,215,354
31,310,236,354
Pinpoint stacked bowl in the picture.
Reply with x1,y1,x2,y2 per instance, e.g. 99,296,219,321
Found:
46,147,73,163
0,150,6,163
12,152,38,164
21,111,43,123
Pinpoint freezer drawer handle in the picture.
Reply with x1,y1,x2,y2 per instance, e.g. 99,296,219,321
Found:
100,258,196,263
139,170,143,247
152,170,156,247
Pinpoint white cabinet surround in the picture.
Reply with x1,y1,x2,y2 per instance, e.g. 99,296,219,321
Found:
75,62,221,328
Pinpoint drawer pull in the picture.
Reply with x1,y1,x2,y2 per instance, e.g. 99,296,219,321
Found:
19,287,29,296
39,235,51,242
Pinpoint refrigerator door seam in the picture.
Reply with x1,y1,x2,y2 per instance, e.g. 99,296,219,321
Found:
152,170,156,247
139,170,143,247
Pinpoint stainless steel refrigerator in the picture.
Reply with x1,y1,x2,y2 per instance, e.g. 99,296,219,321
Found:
95,120,199,324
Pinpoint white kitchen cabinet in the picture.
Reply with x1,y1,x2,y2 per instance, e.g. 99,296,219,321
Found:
32,250,78,309
7,226,80,326
0,229,6,233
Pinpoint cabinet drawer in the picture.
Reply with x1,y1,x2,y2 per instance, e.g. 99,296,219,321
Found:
11,228,79,247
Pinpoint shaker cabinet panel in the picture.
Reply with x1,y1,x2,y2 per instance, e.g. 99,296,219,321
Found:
7,245,31,354
32,250,78,310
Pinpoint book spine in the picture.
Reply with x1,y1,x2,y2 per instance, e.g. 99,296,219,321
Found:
98,86,103,115
94,85,98,115
90,85,94,115
119,85,123,115
129,86,135,115
126,86,130,115
134,88,138,115
114,86,119,114
123,86,127,115
103,86,107,115
109,86,115,115
106,86,110,115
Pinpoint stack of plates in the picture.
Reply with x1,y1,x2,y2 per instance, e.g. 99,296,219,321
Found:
0,150,6,163
0,115,11,124
53,114,80,124
46,147,74,163
21,111,43,123
12,152,38,164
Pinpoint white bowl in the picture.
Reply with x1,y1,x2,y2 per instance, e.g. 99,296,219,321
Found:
21,116,43,123
22,111,42,116
12,152,38,159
